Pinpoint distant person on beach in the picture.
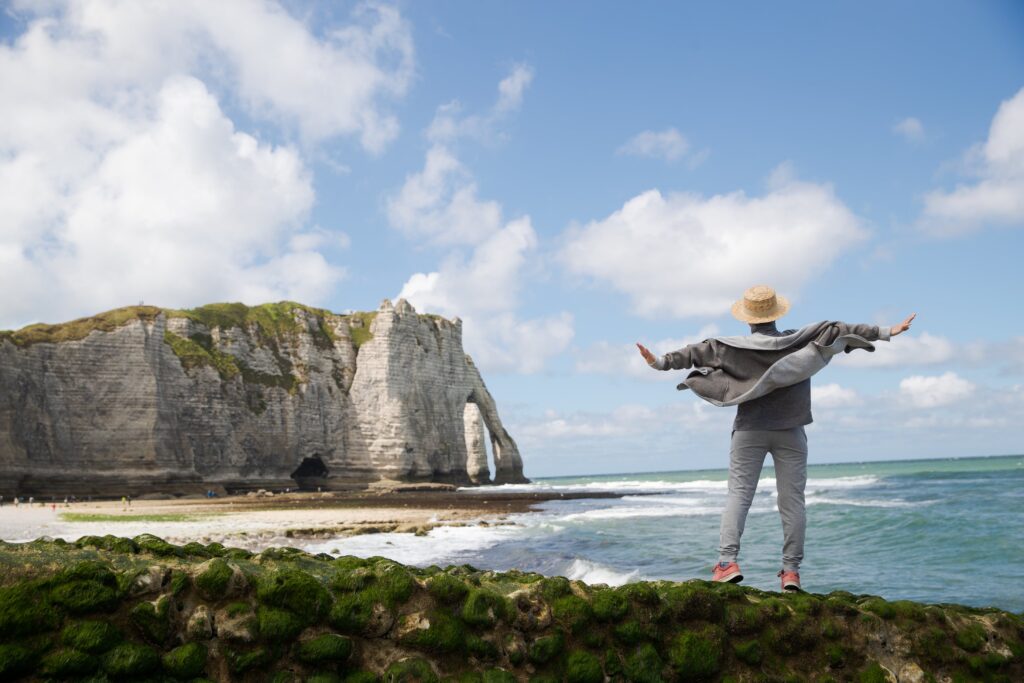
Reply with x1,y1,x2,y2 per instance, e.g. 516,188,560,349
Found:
637,285,915,591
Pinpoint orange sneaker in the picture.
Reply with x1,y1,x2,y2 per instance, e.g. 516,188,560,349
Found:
712,561,743,583
778,569,801,592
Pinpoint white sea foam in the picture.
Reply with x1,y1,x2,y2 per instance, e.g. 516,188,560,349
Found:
563,558,641,586
805,496,923,508
556,505,722,522
459,474,879,497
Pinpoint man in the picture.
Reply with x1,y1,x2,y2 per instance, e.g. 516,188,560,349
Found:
636,285,914,591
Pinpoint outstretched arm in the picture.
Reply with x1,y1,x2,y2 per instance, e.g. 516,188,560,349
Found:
891,313,916,337
833,312,916,342
636,340,715,371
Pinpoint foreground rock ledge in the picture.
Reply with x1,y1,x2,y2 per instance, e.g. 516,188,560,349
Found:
0,537,1020,682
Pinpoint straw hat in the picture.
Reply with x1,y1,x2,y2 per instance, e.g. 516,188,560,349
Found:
731,285,790,323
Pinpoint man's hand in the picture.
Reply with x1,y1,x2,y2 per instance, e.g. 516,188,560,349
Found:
892,313,916,336
636,342,658,367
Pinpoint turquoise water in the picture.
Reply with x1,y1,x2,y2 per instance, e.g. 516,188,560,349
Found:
308,454,1024,612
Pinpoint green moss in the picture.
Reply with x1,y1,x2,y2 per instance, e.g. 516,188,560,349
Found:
226,601,252,617
621,582,661,606
662,583,725,623
101,642,160,677
614,620,654,645
384,656,438,682
592,587,629,621
162,642,207,679
226,646,272,674
759,596,791,622
482,669,516,683
766,613,818,656
295,634,353,665
461,588,510,627
332,567,374,592
258,605,305,641
76,534,139,553
552,594,594,633
347,312,377,348
343,672,380,683
306,673,343,683
724,603,764,635
861,598,896,620
857,662,889,683
623,642,663,683
181,541,212,557
669,626,724,680
59,559,118,585
564,650,603,683
195,558,234,600
257,568,332,620
915,626,960,664
129,596,171,644
1,305,163,346
604,648,623,677
539,576,572,601
467,634,500,660
170,569,190,596
426,572,468,604
328,592,376,634
891,600,927,621
50,579,118,614
40,647,99,677
0,581,61,637
375,563,417,606
826,643,847,668
528,633,564,664
821,618,841,640
61,620,122,654
163,330,240,380
401,610,466,654
955,622,987,652
133,533,183,557
734,639,762,665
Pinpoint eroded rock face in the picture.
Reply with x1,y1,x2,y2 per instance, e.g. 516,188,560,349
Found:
0,300,527,495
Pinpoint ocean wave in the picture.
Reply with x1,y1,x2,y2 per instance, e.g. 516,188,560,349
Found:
459,474,879,496
563,558,640,586
556,505,722,522
805,496,923,508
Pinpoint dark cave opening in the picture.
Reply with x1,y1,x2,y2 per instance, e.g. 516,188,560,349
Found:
290,455,329,489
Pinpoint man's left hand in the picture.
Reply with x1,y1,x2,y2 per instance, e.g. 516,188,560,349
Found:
892,312,916,336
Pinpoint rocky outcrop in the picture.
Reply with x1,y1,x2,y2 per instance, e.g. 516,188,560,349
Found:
0,300,527,496
1,536,1021,682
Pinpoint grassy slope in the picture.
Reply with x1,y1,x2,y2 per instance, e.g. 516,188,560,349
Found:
0,537,1020,682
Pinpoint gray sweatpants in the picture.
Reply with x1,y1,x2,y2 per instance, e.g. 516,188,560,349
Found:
717,426,808,572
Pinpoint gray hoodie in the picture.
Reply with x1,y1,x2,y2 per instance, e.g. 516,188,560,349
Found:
653,321,892,431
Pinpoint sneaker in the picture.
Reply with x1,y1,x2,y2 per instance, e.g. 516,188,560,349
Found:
712,561,743,583
778,569,801,592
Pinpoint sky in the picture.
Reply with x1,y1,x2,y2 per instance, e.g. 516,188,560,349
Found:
1,1,1023,477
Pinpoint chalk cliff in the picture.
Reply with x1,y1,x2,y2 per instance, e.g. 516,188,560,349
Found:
0,300,528,495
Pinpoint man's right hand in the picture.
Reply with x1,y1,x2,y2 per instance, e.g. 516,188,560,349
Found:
636,343,657,367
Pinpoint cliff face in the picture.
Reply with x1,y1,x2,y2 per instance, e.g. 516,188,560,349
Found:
0,300,527,495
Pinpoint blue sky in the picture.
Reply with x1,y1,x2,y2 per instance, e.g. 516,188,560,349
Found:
1,1,1022,476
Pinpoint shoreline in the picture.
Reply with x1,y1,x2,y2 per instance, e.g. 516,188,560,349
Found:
0,486,629,551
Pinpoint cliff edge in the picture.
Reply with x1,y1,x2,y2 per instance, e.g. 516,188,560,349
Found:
0,300,527,495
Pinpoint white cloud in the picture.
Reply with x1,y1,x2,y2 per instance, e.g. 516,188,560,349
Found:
899,371,976,408
834,332,955,368
893,117,925,143
617,127,691,162
920,87,1024,234
391,65,572,373
0,1,414,328
576,325,720,379
561,165,867,318
812,383,862,408
425,64,534,144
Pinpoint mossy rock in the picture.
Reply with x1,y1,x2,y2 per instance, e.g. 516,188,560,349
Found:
61,620,122,653
860,597,896,620
528,632,564,664
461,588,510,627
821,617,842,640
332,567,375,593
592,587,630,621
181,541,212,558
786,591,823,616
258,605,306,641
0,582,61,637
825,643,847,668
59,559,118,586
76,534,139,554
758,597,791,622
482,669,516,683
342,671,380,683
328,592,377,635
101,642,160,677
129,596,171,644
400,610,466,654
539,576,572,601
0,641,40,679
623,642,664,683
955,622,987,652
162,642,207,679
195,558,234,600
614,620,656,645
384,656,438,682
467,634,500,660
306,673,343,683
564,649,603,683
662,583,725,623
621,582,661,606
51,579,119,615
765,613,818,656
133,533,183,557
857,661,890,683
669,626,724,680
257,568,332,620
40,647,99,677
295,633,353,665
734,638,762,666
724,603,764,635
226,646,272,674
170,569,190,596
552,594,594,633
426,572,468,604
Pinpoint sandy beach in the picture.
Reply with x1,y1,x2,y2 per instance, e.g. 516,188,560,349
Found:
0,485,624,552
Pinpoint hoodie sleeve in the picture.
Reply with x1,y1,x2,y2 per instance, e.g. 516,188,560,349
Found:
653,340,717,371
828,322,893,343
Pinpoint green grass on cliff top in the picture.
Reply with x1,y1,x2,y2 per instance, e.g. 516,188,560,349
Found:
0,302,420,347
59,513,210,523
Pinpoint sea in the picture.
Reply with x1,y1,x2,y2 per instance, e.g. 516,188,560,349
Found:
303,454,1024,613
